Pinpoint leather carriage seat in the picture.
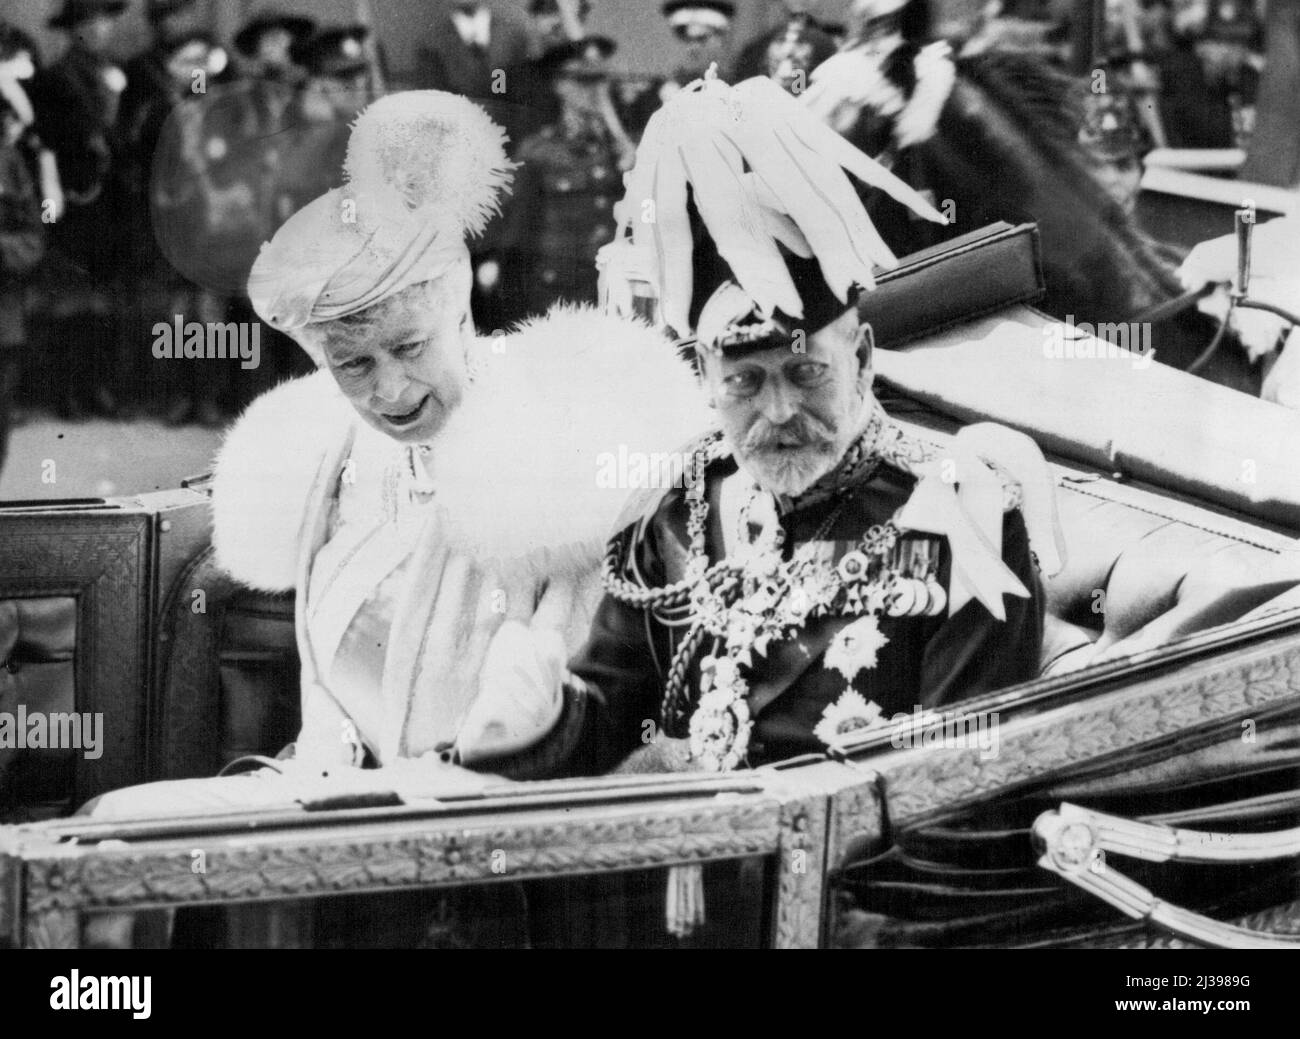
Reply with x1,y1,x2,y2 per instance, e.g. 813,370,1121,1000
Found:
0,597,78,818
878,302,1300,680
889,409,1300,679
1037,469,1300,676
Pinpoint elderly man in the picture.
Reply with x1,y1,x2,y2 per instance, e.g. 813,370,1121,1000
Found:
565,73,1048,777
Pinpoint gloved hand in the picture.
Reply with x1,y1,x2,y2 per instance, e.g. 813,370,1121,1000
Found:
456,620,568,763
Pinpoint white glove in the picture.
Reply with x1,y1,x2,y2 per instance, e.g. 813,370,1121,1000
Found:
456,620,568,763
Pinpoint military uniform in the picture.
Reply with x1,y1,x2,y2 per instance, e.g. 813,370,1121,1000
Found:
499,121,622,320
559,67,1048,783
568,414,1044,772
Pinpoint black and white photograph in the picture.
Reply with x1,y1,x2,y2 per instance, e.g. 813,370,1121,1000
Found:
0,0,1298,980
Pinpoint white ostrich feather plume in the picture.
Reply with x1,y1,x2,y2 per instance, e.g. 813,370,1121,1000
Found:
615,72,947,336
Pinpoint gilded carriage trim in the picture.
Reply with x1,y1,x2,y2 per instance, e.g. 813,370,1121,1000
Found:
11,797,780,928
27,909,79,950
857,636,1300,831
825,769,886,870
772,792,830,949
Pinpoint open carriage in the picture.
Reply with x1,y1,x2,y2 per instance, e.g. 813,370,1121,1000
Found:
2,225,1299,949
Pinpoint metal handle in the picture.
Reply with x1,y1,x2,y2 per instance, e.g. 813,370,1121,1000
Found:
1235,206,1254,299
1034,803,1300,949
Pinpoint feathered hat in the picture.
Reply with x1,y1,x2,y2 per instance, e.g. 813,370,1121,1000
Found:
248,90,515,343
599,69,946,354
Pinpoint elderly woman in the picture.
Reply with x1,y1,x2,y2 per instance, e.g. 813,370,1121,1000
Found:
83,90,707,820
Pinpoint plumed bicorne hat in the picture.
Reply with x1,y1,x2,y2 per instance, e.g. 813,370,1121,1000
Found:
598,69,947,356
247,90,515,352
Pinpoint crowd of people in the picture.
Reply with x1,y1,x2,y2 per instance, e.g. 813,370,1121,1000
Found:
0,0,1273,467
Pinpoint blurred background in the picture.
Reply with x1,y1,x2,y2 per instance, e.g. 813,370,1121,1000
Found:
0,0,1289,499
2,0,851,78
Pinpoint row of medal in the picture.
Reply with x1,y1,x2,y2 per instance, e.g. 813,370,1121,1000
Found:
836,534,947,619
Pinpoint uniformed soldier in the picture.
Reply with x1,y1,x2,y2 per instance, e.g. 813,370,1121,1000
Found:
731,7,840,87
31,0,130,416
615,1,738,142
528,0,592,53
497,35,633,322
661,0,736,90
292,24,381,190
232,8,315,85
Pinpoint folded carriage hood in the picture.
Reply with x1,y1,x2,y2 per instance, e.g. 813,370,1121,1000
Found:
876,304,1300,533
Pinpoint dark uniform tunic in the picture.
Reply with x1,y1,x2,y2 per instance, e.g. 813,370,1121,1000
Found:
568,436,1045,773
31,44,126,279
498,121,621,322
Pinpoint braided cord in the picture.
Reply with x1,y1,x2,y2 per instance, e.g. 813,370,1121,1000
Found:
660,623,715,736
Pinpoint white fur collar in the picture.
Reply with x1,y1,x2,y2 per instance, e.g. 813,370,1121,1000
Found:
212,306,712,590
430,305,713,578
212,369,351,592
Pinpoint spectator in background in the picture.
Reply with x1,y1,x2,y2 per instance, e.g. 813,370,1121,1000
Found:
412,3,532,331
30,0,130,419
731,4,840,85
614,0,738,140
233,8,315,86
1144,0,1237,147
660,0,736,92
124,29,233,426
733,10,838,91
144,12,319,419
120,0,209,147
514,0,592,140
528,0,592,53
293,26,381,196
413,1,531,145
497,36,632,322
0,25,49,472
1199,0,1264,145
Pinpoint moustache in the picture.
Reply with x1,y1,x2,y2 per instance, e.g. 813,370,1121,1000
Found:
742,414,837,454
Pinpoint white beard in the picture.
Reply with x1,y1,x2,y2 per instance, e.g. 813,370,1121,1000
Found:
729,396,872,499
738,445,839,498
